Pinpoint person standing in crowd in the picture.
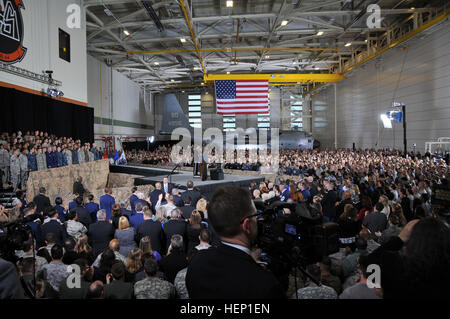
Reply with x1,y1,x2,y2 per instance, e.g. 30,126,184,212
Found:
10,148,21,190
186,186,285,299
73,176,86,197
100,188,115,220
19,148,28,189
36,147,47,171
56,146,63,167
33,187,51,215
66,144,73,166
85,194,100,223
72,144,79,165
322,180,338,222
0,143,11,187
79,145,86,164
27,147,38,172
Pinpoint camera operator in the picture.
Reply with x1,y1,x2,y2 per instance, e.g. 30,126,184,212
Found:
186,186,285,299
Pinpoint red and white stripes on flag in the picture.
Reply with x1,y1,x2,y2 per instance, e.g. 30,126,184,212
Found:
214,80,269,115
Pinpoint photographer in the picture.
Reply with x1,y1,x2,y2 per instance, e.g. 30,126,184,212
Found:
186,186,285,299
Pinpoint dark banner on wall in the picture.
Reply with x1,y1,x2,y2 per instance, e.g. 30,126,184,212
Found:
0,86,94,142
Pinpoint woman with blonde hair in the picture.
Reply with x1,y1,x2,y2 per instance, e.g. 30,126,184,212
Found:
196,198,208,220
139,236,162,262
155,206,168,223
114,216,136,258
186,210,205,254
125,248,144,283
76,233,94,265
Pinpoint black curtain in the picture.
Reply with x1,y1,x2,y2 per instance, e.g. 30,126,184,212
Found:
0,86,94,142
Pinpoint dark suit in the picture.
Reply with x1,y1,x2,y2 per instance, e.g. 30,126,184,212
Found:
180,205,194,220
100,193,115,220
363,211,388,240
33,194,51,215
181,189,201,206
88,221,115,256
41,220,67,246
85,202,100,223
321,190,338,220
71,205,92,227
105,280,133,299
162,183,173,195
136,220,164,253
129,194,139,213
173,195,184,207
73,181,85,196
150,189,163,211
163,219,186,251
159,250,187,283
186,243,285,299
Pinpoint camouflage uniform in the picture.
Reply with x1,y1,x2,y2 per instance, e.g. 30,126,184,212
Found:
174,268,189,299
19,153,28,188
10,154,20,190
78,150,85,164
36,152,47,171
134,277,176,299
88,151,94,162
41,261,69,292
66,150,73,166
0,147,10,185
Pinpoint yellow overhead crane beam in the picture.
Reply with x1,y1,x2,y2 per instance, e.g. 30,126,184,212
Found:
203,73,343,83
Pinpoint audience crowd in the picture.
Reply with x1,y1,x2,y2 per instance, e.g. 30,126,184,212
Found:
0,134,449,300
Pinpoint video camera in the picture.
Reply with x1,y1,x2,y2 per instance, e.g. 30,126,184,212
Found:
253,200,323,281
0,214,43,263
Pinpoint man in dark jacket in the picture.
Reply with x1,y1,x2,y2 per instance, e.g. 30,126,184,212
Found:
71,196,92,227
33,187,51,215
159,234,188,283
73,176,86,196
41,207,67,246
58,258,93,299
363,202,388,241
88,209,115,256
321,181,338,222
181,181,201,207
136,208,164,253
163,209,186,252
186,186,285,299
104,261,133,299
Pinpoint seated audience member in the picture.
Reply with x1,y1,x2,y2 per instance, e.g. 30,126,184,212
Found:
65,210,88,239
174,266,189,300
88,209,115,256
159,235,188,284
41,244,67,294
317,257,342,295
93,248,116,284
339,255,382,299
377,213,403,245
16,238,48,276
87,281,105,299
136,207,164,254
59,258,93,299
186,186,285,299
0,257,24,299
341,237,368,279
19,257,49,299
196,198,209,221
85,194,100,223
139,236,162,262
134,258,176,299
104,261,134,299
359,228,380,254
125,248,145,284
291,264,338,299
41,208,67,246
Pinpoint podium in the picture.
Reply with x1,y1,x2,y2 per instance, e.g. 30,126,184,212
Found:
194,162,208,181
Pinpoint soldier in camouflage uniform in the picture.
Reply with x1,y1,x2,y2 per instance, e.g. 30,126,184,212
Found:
0,143,10,186
10,149,21,190
66,145,73,166
36,148,47,171
78,145,85,164
134,258,175,299
19,148,29,189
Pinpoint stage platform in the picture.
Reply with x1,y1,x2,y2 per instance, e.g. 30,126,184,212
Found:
110,165,265,199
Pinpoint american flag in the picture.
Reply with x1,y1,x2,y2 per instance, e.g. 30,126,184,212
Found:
214,80,269,115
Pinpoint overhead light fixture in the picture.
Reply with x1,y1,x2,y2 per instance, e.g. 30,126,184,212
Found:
104,8,113,16
365,39,368,43
171,79,175,82
154,62,159,65
226,71,230,74
316,31,324,36
265,55,270,59
180,38,186,43
344,42,352,47
226,0,233,7
201,82,205,85
123,30,130,36
410,7,415,10
281,20,288,26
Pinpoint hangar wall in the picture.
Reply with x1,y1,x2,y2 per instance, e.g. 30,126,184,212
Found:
0,0,87,105
312,21,450,152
